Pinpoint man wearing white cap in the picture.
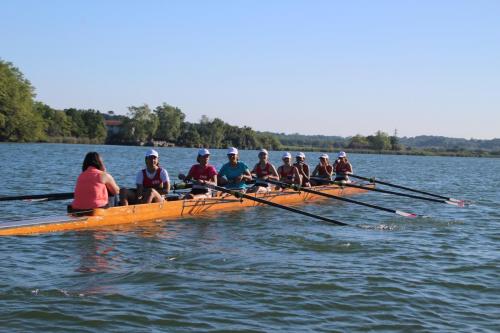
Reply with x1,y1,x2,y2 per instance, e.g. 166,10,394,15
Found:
293,152,311,187
218,147,252,190
179,148,218,198
277,152,301,186
311,153,334,185
119,149,170,205
248,148,279,193
332,151,353,183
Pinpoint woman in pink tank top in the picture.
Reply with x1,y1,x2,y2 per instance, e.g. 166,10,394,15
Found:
71,152,120,210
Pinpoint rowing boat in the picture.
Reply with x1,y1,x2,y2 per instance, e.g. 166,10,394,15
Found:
0,183,372,236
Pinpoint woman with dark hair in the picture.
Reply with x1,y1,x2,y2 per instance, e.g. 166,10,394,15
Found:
332,151,353,183
311,153,334,186
71,152,120,210
179,148,218,199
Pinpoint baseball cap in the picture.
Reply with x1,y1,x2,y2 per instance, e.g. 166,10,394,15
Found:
338,151,347,158
319,153,329,159
145,149,159,158
198,148,210,156
282,152,292,159
296,152,306,158
227,147,238,155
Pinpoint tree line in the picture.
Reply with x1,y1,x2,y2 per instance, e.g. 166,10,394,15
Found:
2,59,499,156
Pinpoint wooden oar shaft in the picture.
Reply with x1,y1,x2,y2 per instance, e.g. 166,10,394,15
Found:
205,183,347,226
0,192,74,202
349,174,461,202
267,179,417,217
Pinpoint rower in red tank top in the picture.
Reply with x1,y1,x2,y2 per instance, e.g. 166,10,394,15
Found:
248,149,279,193
311,153,334,186
277,152,301,186
333,151,353,182
119,149,170,206
293,152,311,187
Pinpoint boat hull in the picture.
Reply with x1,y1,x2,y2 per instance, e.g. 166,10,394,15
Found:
0,184,372,236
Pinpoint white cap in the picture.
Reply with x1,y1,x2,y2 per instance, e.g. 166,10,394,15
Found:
198,148,210,156
296,152,306,158
319,153,329,159
338,151,347,158
282,152,292,159
145,149,159,158
259,148,268,155
227,147,238,155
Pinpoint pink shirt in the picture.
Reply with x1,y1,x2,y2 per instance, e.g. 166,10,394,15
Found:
72,167,108,209
187,164,217,181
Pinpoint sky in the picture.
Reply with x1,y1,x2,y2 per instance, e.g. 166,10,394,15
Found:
1,0,499,139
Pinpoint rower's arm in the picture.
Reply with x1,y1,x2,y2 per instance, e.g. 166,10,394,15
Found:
269,165,279,181
102,173,120,195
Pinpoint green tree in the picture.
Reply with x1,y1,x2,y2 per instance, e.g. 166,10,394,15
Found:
178,123,201,147
367,131,391,150
33,102,72,138
127,104,158,143
154,103,185,142
80,109,107,142
0,60,45,141
65,108,87,137
348,134,370,149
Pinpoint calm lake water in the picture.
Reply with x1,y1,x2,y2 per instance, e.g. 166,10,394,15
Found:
0,143,499,332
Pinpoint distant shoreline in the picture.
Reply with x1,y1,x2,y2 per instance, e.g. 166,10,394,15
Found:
2,141,499,158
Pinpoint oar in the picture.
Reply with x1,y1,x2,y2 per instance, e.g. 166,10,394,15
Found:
0,192,74,202
336,182,464,207
348,174,468,205
202,183,348,226
265,178,419,217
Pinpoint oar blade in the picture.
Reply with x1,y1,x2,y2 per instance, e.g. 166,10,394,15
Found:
395,210,418,218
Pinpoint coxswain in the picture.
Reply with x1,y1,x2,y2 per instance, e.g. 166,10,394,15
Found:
119,149,170,205
277,152,301,186
218,147,252,191
293,152,311,187
332,151,353,183
248,148,279,193
70,152,120,211
179,148,218,199
311,153,333,185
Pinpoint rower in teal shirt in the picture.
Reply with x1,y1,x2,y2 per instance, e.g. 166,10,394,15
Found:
218,147,252,190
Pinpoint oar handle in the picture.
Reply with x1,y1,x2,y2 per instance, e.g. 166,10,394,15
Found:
204,183,348,226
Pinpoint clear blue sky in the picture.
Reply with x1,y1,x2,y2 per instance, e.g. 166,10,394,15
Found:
2,0,499,139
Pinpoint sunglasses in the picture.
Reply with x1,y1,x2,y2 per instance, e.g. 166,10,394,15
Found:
227,154,236,157
146,155,158,159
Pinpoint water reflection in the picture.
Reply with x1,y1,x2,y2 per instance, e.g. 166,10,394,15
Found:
75,231,118,274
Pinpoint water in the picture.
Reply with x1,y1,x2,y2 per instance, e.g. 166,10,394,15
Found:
0,143,499,332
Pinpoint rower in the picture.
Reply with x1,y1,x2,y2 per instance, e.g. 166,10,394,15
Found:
179,148,218,199
70,152,120,211
218,147,252,191
248,148,279,193
311,153,333,186
277,152,301,186
119,149,170,205
293,152,311,187
332,151,353,183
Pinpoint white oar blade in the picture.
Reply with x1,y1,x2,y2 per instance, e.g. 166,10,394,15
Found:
445,200,462,207
395,210,418,218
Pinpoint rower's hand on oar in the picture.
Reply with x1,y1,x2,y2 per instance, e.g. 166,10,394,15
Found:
178,173,186,180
